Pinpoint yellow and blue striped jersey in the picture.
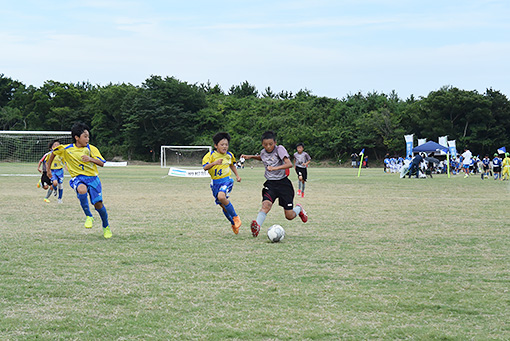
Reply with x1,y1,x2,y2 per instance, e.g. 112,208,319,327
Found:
52,143,105,178
202,150,236,180
46,153,65,170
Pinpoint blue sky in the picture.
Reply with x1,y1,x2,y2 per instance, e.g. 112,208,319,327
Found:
1,0,509,99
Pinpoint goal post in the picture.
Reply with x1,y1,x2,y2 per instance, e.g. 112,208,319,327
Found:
0,130,73,163
160,145,212,168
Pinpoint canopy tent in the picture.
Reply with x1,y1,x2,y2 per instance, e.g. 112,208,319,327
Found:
412,141,449,153
412,140,451,178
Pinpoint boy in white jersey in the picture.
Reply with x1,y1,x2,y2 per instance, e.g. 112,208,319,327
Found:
202,132,242,234
293,143,311,198
241,131,308,238
47,122,112,239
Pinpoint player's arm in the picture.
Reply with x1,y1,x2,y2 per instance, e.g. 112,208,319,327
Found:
37,156,45,173
46,153,56,177
230,164,241,182
241,154,261,161
203,159,222,171
82,155,105,167
267,157,292,171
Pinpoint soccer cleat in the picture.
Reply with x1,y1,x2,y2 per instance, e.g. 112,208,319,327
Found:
37,180,41,188
301,191,305,198
103,226,112,239
251,220,260,237
84,216,94,229
296,204,308,223
43,198,50,203
297,189,301,196
57,199,63,204
232,216,241,235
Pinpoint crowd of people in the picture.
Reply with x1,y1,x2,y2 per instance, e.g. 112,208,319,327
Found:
350,149,510,180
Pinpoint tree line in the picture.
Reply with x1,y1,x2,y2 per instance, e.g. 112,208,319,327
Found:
1,73,509,162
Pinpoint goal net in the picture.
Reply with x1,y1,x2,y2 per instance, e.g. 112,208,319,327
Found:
160,145,212,168
0,131,73,163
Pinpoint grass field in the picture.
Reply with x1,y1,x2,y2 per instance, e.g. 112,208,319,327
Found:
1,163,509,339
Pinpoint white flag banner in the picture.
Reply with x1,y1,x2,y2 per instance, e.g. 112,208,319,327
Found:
438,136,448,155
168,167,210,178
104,161,128,167
404,134,414,158
448,140,457,157
418,138,427,146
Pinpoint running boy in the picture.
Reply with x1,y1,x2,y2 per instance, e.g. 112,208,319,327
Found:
293,143,311,198
202,132,242,234
241,131,308,238
37,146,52,197
46,139,65,204
47,123,112,239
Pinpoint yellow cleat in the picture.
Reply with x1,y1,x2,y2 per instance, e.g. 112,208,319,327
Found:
43,198,50,203
103,226,112,239
84,216,94,229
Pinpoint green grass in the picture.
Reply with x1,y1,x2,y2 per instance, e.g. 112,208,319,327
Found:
1,164,509,339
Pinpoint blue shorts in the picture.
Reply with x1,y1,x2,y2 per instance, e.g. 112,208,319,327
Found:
69,175,103,204
463,164,470,169
210,177,234,205
51,168,64,184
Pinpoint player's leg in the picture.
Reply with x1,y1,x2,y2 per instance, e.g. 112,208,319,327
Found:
216,180,240,234
88,178,111,238
277,179,307,223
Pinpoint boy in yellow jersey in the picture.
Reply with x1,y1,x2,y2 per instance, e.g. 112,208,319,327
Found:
202,132,242,234
502,152,510,181
43,140,66,203
47,123,112,239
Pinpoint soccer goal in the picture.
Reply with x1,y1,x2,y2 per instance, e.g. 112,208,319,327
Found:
0,131,73,163
160,145,212,168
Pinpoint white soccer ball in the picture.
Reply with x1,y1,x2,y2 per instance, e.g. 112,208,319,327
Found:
267,224,285,243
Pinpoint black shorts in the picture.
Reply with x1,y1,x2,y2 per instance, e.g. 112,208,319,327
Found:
295,166,308,181
494,166,501,172
41,172,51,186
483,165,489,171
262,177,294,210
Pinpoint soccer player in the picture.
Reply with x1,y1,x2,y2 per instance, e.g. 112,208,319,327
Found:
45,139,65,204
202,132,242,234
481,155,490,179
241,131,308,238
461,148,472,178
293,143,311,198
36,147,52,196
47,123,112,239
492,153,502,180
502,152,510,181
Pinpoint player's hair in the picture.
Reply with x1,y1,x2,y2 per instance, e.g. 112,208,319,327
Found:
47,139,60,150
71,122,90,142
213,132,231,145
261,131,276,142
296,142,304,148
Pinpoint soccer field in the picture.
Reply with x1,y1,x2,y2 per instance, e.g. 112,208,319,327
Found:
1,164,509,339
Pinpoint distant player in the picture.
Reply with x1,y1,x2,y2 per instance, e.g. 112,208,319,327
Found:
293,143,311,198
502,152,510,181
45,139,65,204
202,132,242,234
241,131,308,238
47,122,112,239
37,148,52,193
492,153,502,180
461,148,472,178
481,155,490,179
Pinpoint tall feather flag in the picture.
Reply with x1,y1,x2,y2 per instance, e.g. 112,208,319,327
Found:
357,148,365,177
498,146,506,154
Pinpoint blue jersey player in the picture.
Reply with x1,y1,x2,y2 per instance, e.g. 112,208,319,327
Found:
202,132,242,234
